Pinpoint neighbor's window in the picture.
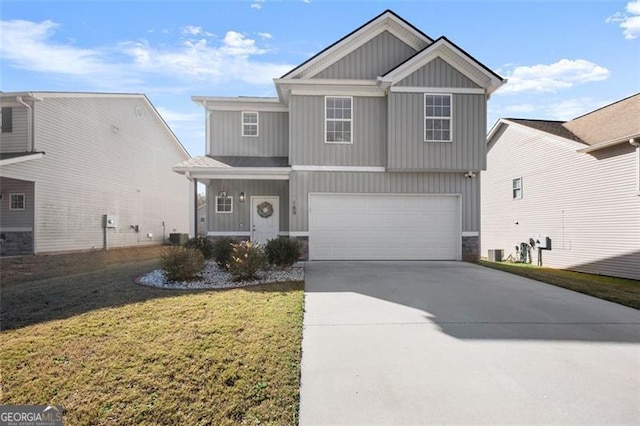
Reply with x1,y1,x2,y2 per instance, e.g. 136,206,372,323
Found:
1,107,12,133
9,193,25,210
242,112,259,137
215,195,233,213
325,96,352,143
512,178,522,200
424,94,451,142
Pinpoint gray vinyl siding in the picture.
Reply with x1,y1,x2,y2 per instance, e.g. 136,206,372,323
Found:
289,95,386,166
481,124,640,280
209,111,288,157
387,93,486,171
0,107,29,153
0,96,190,253
206,180,289,232
0,177,34,229
314,31,417,79
396,57,481,88
290,170,478,232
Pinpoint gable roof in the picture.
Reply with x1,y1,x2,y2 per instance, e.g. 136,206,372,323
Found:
281,10,433,80
379,36,506,95
506,119,584,144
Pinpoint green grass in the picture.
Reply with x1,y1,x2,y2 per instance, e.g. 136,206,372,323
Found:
1,258,304,425
479,260,640,310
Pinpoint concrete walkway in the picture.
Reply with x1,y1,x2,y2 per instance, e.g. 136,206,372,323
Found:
299,261,640,425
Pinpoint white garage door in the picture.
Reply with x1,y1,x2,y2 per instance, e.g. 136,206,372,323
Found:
309,193,460,260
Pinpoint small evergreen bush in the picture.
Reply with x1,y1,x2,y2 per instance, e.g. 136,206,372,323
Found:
211,237,234,270
184,236,214,259
160,246,205,282
227,241,267,281
264,238,301,269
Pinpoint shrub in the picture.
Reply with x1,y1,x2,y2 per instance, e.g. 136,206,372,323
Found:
227,241,268,281
160,246,205,282
211,237,234,270
264,238,302,269
184,236,214,259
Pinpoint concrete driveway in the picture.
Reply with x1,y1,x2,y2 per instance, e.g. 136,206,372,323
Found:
299,261,640,425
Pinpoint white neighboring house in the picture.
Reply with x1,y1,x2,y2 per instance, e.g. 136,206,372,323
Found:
0,92,193,256
482,93,640,280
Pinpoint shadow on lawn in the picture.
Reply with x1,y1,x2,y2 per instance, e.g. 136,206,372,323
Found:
0,261,300,331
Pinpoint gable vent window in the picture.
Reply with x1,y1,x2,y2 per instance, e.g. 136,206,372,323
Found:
9,193,25,210
215,195,233,213
242,112,259,137
424,94,451,142
513,177,523,200
325,96,352,143
1,107,13,133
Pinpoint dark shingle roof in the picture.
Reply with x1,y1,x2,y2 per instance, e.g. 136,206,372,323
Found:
506,119,585,144
208,156,289,167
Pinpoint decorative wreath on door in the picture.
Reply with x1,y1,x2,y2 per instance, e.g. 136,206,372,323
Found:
257,201,274,218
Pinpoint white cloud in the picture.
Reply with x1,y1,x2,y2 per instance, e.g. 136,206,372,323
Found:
0,19,293,89
544,97,612,121
181,25,214,37
251,0,265,9
606,0,640,39
302,0,311,3
498,59,610,95
258,32,272,39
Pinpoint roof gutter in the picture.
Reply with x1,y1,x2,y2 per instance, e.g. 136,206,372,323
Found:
577,134,640,153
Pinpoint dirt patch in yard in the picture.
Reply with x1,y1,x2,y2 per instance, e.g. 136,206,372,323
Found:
1,245,166,284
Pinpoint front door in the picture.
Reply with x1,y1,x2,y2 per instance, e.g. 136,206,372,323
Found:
251,196,279,246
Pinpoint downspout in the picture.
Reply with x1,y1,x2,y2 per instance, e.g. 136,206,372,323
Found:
630,138,640,195
16,96,34,151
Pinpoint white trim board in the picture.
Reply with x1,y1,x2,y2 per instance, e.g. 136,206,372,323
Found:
0,227,33,232
291,165,385,172
391,86,485,94
462,231,479,237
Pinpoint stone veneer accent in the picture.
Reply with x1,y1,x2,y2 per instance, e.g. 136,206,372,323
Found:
0,232,33,256
462,236,479,262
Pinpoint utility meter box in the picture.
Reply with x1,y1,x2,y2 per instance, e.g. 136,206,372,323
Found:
103,214,117,229
536,235,551,250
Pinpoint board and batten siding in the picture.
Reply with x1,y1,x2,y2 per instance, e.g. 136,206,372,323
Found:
396,57,481,88
0,106,29,153
481,123,640,280
290,170,478,233
314,30,417,79
0,177,34,229
289,95,386,166
0,96,190,253
387,93,486,171
206,179,289,233
209,111,288,157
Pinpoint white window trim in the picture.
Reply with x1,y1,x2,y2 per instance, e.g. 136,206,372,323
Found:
215,195,233,214
241,111,259,137
512,177,523,200
424,93,452,143
325,96,353,144
9,193,25,210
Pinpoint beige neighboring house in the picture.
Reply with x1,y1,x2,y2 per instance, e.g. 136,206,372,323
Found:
0,92,192,256
482,93,640,280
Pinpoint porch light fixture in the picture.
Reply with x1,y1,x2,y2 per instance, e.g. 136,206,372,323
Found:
239,192,246,202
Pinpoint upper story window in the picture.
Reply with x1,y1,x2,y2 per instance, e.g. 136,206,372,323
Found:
512,177,522,200
215,195,233,213
242,112,259,137
424,94,451,142
1,107,13,133
9,193,25,210
325,96,352,143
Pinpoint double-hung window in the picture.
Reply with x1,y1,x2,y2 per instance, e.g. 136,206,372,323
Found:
242,112,258,137
9,193,25,210
424,94,451,142
325,96,352,143
512,177,522,200
215,195,233,213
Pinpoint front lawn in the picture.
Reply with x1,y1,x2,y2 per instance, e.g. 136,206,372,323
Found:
479,260,640,310
1,253,304,425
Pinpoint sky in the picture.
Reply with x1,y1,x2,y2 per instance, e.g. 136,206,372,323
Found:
1,0,639,158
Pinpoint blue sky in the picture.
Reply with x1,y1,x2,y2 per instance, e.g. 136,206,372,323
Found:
1,0,639,157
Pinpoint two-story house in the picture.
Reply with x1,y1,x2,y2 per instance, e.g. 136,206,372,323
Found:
0,92,191,256
173,10,505,261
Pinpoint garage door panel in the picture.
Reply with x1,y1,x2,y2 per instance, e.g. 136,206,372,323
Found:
309,194,460,260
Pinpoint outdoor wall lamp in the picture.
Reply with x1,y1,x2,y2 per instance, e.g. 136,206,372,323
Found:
239,192,246,202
